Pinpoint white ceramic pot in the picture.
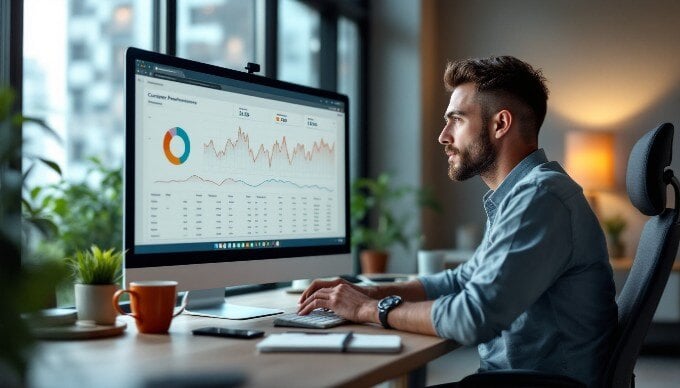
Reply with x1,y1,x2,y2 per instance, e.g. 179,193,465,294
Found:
417,250,445,276
74,283,118,325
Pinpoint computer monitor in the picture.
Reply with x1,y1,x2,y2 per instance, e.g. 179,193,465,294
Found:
124,47,351,319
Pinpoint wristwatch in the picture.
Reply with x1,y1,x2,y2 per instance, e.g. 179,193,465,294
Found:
378,295,403,329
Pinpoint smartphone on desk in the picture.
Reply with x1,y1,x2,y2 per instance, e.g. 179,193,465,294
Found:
192,327,264,339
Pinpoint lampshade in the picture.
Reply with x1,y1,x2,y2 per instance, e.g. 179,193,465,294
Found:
565,131,615,191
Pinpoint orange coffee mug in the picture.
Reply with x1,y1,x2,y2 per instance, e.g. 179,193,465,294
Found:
112,280,186,334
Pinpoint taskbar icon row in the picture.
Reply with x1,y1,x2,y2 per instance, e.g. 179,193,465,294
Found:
213,240,280,250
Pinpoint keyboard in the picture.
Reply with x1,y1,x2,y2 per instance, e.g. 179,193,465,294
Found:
273,310,348,329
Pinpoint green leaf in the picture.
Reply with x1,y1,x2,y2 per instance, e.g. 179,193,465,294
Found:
54,198,68,215
26,217,59,239
20,116,61,143
350,173,441,251
37,158,62,176
29,186,42,200
66,245,124,284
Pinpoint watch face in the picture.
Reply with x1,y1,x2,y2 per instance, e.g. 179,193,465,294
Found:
379,295,402,310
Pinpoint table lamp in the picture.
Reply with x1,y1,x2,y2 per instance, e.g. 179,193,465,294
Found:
565,131,615,217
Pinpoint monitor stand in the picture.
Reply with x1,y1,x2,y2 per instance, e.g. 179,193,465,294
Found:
184,288,283,320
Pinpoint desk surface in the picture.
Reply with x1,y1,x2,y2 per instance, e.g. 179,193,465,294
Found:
28,288,458,388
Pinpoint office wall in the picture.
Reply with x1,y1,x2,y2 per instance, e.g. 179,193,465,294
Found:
369,0,423,273
420,0,680,255
369,0,680,272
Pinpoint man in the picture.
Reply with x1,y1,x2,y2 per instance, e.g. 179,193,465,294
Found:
298,56,617,387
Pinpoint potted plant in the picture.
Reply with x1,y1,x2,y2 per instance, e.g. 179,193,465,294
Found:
24,156,122,260
67,245,123,325
351,173,440,273
1,87,66,384
23,157,122,305
603,214,627,259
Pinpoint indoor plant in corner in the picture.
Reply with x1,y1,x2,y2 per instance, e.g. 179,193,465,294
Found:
603,214,627,259
67,245,123,325
351,173,440,273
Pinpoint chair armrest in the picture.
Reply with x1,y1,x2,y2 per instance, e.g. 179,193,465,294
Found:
459,369,586,387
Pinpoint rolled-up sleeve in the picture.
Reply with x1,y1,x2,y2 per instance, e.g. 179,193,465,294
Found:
418,244,482,299
429,184,573,345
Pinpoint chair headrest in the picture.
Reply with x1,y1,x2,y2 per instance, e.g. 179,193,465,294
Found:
626,123,674,216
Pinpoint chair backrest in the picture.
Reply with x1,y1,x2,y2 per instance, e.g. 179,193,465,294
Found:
604,123,680,388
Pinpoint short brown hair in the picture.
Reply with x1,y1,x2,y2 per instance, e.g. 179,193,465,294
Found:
444,56,549,138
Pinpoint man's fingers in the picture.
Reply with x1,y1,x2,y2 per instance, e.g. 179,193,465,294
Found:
298,280,327,301
299,283,322,303
299,278,344,302
297,297,328,315
298,288,330,312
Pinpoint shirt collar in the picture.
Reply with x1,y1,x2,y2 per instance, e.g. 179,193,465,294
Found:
483,149,548,219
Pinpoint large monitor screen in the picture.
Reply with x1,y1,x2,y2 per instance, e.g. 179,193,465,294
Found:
124,48,351,317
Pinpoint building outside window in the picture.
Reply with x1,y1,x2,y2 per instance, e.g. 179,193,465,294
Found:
277,0,320,88
23,0,153,184
177,0,258,71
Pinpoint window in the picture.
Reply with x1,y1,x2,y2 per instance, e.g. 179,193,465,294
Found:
177,0,259,70
20,0,366,187
6,0,367,296
23,0,153,183
337,16,361,181
277,0,320,87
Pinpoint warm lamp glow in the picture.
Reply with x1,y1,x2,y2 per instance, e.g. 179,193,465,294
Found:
546,55,680,127
565,131,615,191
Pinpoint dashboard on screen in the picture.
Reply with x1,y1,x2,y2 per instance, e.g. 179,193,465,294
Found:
124,47,350,276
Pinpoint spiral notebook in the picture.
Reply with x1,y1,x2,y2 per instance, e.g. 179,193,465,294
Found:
256,332,402,353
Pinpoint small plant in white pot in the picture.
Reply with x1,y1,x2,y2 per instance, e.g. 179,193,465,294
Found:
67,245,123,325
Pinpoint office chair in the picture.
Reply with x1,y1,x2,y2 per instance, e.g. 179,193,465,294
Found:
453,123,680,388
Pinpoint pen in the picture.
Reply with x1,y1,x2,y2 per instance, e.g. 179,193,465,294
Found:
341,331,354,352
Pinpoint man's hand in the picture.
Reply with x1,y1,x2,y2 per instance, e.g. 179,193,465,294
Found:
297,278,377,323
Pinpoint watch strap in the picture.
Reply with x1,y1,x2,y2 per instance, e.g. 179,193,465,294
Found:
378,295,402,329
379,306,392,329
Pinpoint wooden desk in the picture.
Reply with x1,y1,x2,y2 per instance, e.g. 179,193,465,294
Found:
28,289,459,388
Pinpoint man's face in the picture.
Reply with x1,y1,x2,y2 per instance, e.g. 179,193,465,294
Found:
438,83,497,181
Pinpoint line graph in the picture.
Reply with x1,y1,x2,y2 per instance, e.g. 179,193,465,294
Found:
203,127,335,178
154,174,334,192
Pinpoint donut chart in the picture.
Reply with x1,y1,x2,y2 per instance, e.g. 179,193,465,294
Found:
163,127,190,165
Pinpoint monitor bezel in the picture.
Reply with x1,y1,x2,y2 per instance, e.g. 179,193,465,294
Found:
124,47,351,271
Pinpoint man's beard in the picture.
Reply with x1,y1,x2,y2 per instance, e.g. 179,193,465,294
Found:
446,128,497,181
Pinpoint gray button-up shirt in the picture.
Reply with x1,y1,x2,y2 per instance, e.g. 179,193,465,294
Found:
419,149,617,387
